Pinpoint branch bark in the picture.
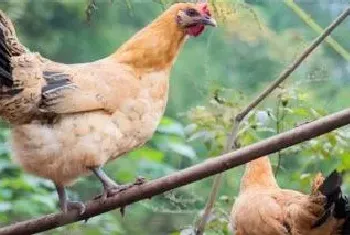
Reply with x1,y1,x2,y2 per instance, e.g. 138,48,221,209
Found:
1,108,350,234
195,6,350,235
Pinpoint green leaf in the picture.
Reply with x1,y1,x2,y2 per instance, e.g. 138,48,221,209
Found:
291,108,309,117
138,160,175,178
157,117,185,137
168,143,196,159
187,131,215,143
327,134,337,147
340,152,350,170
180,228,195,235
0,202,11,212
184,123,197,135
129,146,164,163
32,195,56,209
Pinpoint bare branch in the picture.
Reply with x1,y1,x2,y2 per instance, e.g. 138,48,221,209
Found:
237,8,349,121
284,0,350,61
195,6,350,235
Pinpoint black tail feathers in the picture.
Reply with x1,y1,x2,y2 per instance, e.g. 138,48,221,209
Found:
0,24,12,87
0,10,13,88
319,170,343,210
342,211,350,235
313,170,350,234
0,10,26,89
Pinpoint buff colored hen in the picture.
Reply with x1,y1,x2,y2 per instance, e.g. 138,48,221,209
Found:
0,3,216,213
231,156,350,235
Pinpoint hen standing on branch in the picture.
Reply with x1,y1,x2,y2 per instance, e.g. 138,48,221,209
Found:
0,2,216,214
231,156,350,235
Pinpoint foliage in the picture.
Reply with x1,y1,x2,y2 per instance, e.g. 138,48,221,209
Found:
183,85,350,234
0,0,349,234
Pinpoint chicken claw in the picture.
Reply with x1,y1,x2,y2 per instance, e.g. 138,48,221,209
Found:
55,184,86,215
65,201,86,215
92,167,147,200
91,168,147,217
134,176,147,185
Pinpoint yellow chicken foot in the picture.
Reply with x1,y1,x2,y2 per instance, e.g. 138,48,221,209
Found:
55,184,86,215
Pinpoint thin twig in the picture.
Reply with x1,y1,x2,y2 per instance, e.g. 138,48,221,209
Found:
1,108,350,235
195,173,223,234
195,115,240,235
237,7,350,122
275,94,286,176
194,6,350,235
284,0,350,61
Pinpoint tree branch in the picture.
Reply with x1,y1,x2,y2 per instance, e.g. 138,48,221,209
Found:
195,6,350,235
1,107,350,234
284,0,350,61
237,7,349,120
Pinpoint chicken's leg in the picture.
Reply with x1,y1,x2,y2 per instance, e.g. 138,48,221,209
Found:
55,184,86,215
91,167,134,199
91,167,146,216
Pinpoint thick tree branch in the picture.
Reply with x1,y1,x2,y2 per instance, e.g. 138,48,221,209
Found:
195,6,350,235
1,108,350,234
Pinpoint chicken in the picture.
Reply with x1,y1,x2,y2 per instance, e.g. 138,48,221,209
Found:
0,2,217,214
230,156,350,235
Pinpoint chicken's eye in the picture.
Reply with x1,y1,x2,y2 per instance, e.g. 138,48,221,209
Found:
185,8,199,17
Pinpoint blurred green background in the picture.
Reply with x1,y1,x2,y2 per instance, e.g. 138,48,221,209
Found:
0,0,350,234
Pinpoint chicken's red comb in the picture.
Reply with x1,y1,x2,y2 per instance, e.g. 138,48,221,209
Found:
198,3,211,16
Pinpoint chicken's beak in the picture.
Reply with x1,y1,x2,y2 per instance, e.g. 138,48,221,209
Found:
201,16,217,27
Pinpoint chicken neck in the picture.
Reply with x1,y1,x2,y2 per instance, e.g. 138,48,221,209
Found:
112,6,187,74
240,156,279,192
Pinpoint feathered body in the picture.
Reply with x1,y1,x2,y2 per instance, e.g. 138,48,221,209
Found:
231,156,350,235
0,2,216,194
